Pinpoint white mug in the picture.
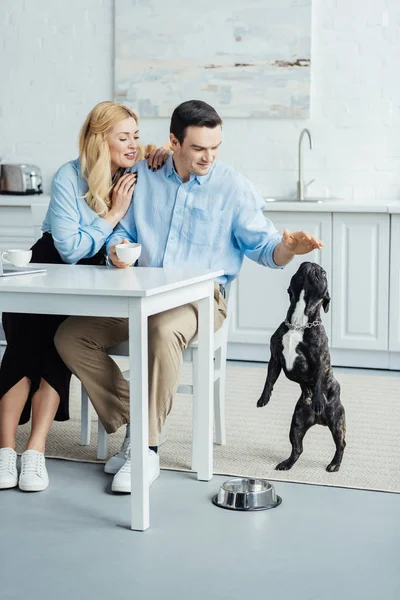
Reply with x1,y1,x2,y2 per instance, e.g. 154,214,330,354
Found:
115,242,142,265
1,249,32,268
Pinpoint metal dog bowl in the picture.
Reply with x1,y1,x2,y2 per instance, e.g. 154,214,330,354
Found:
212,477,282,511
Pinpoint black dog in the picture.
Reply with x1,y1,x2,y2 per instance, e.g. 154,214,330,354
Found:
257,262,346,472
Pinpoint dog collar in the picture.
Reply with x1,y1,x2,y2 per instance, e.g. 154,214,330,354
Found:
285,320,322,331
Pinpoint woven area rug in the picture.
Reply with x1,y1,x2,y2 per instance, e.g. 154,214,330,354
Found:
15,360,400,493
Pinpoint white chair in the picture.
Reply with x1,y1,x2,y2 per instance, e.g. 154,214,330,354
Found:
80,283,232,464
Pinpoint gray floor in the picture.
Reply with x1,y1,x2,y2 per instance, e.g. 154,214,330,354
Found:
0,363,399,600
0,461,399,600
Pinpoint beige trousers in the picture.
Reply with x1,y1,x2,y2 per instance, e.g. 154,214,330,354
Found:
54,286,227,446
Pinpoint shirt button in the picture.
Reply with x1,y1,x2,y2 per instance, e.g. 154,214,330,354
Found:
170,236,175,241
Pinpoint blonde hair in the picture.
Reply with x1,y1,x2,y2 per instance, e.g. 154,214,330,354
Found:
79,101,139,216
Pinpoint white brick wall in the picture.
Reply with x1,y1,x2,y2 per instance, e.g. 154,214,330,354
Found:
0,0,113,190
1,0,399,202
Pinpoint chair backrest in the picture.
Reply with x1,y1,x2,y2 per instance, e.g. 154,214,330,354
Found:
107,340,129,357
108,281,233,358
31,204,49,242
221,281,233,333
210,280,232,351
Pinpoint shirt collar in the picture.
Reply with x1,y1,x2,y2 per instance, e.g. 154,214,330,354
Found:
165,154,214,185
165,154,176,179
112,166,133,183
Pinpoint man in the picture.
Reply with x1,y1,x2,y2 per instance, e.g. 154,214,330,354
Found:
55,100,323,493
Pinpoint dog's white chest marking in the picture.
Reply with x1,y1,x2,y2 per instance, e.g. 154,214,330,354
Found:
282,290,307,371
282,330,303,371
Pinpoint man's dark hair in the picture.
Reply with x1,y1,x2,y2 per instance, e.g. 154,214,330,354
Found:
170,100,222,144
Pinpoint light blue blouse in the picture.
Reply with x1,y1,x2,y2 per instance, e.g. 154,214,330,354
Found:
42,158,113,263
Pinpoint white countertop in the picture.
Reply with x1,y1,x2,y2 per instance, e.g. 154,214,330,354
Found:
388,204,400,214
1,192,400,214
0,194,50,206
0,264,224,297
263,199,400,214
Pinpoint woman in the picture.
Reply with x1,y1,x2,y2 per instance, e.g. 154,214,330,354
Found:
0,101,169,492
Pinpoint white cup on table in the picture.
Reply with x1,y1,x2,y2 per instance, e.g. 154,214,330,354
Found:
1,249,32,268
115,242,141,265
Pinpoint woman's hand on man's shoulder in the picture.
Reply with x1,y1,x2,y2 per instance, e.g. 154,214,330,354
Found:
145,144,172,171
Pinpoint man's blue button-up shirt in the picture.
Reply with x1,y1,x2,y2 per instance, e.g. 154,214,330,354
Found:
107,155,282,284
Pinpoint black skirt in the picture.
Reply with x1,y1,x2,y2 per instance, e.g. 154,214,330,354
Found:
0,232,106,425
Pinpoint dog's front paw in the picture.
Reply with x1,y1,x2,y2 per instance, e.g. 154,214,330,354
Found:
257,395,270,408
326,461,340,473
275,459,293,471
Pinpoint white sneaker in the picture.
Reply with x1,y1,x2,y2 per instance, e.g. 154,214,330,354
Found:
111,449,160,493
0,448,18,489
104,425,131,475
19,450,49,492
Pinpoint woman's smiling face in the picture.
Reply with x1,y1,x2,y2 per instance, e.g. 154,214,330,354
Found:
108,116,139,174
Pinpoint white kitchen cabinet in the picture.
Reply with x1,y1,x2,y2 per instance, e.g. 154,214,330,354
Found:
0,205,36,347
331,213,390,351
228,212,332,361
0,200,49,253
0,198,49,346
389,214,400,352
0,206,37,253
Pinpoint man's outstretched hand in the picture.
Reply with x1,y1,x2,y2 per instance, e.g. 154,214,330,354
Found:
273,229,323,266
282,229,323,255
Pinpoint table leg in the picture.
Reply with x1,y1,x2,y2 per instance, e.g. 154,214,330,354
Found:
196,283,214,481
128,298,149,531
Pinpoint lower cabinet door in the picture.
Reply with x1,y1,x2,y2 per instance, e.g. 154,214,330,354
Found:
228,212,332,351
331,213,389,351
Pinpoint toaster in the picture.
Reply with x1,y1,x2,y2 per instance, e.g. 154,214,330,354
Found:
0,163,43,195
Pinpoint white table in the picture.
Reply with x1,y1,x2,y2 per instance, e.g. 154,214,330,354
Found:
0,264,223,530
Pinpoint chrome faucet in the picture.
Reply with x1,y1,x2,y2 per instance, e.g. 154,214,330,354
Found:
297,128,315,200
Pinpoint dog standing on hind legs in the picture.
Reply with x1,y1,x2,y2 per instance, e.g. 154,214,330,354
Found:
257,262,346,472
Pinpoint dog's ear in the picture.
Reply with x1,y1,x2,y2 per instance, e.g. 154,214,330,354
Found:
322,293,331,313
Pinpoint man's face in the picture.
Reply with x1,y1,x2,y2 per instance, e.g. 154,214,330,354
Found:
170,125,222,178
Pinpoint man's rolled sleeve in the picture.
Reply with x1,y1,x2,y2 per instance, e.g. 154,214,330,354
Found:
233,179,283,269
259,230,284,269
